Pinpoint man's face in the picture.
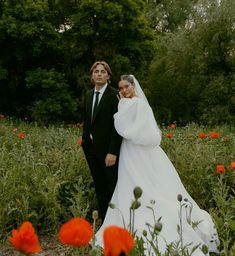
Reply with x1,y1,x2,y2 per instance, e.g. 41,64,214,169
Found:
92,64,110,86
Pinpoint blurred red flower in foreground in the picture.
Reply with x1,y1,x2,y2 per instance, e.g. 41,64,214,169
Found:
198,133,206,139
17,133,26,139
59,217,93,247
216,165,226,174
103,226,134,256
210,132,219,139
9,221,41,255
165,133,173,138
230,161,235,170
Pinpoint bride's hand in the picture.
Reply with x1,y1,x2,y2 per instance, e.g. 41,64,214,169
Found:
117,91,124,100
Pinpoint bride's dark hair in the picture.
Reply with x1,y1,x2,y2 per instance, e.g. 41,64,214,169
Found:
120,75,134,85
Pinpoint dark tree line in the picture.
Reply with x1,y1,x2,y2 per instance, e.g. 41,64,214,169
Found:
0,0,234,124
0,0,154,123
145,0,235,125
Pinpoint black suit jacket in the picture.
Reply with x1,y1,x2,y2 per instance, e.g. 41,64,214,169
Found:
82,86,122,160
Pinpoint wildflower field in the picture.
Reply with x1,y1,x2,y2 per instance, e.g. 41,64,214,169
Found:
0,118,234,255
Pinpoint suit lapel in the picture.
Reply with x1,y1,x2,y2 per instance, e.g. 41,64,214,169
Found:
92,86,110,124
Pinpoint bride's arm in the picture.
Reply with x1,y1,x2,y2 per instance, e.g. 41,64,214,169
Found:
114,98,161,147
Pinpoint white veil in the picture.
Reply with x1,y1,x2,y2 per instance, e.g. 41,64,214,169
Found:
129,74,162,135
129,74,149,104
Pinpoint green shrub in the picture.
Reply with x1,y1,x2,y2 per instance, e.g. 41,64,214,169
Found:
26,68,77,124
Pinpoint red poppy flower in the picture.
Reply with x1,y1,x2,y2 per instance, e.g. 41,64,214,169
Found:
76,138,83,145
198,133,206,139
216,165,226,174
59,218,93,247
222,136,229,142
17,133,26,139
210,132,219,139
9,221,41,254
169,123,176,129
76,123,83,128
165,133,173,138
230,162,235,170
103,226,134,256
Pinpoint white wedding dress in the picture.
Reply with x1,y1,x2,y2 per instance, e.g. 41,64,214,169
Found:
95,97,219,255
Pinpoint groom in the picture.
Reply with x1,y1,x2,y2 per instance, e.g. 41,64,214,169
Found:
82,61,122,222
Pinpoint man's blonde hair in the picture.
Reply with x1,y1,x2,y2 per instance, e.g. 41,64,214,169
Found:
90,61,112,76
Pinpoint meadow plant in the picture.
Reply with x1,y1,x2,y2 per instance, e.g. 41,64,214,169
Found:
0,119,234,255
0,119,95,240
108,188,212,256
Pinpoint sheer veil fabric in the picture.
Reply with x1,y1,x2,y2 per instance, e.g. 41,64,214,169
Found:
95,76,219,255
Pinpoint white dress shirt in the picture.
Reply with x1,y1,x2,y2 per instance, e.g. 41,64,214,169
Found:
92,83,108,110
90,83,108,140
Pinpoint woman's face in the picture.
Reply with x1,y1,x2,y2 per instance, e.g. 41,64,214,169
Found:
118,80,136,98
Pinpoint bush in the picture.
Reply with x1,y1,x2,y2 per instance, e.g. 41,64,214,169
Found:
26,68,77,124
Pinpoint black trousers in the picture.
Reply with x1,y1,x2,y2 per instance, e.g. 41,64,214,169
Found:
83,142,118,222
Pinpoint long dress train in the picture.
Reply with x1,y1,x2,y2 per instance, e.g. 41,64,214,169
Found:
95,97,219,255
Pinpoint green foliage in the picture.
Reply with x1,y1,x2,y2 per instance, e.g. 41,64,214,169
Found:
25,68,77,123
0,0,63,118
0,65,7,79
146,0,235,125
161,123,234,208
197,74,235,124
1,0,235,125
210,177,235,256
0,119,95,240
67,0,155,81
161,123,235,254
145,0,196,32
0,0,155,123
0,119,234,254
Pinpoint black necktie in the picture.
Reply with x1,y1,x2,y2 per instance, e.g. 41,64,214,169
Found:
92,91,100,121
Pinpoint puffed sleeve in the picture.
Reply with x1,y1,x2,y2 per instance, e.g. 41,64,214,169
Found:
114,97,161,147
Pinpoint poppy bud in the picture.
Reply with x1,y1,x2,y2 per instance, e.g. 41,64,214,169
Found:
133,187,143,200
177,194,183,202
154,222,163,232
109,203,116,209
92,210,98,221
142,230,147,237
131,200,141,210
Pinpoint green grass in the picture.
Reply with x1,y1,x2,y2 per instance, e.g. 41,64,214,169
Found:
0,119,95,239
0,119,234,255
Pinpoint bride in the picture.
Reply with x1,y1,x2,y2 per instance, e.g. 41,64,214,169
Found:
95,75,219,255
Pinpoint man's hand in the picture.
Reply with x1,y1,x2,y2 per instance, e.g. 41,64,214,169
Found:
105,153,117,167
